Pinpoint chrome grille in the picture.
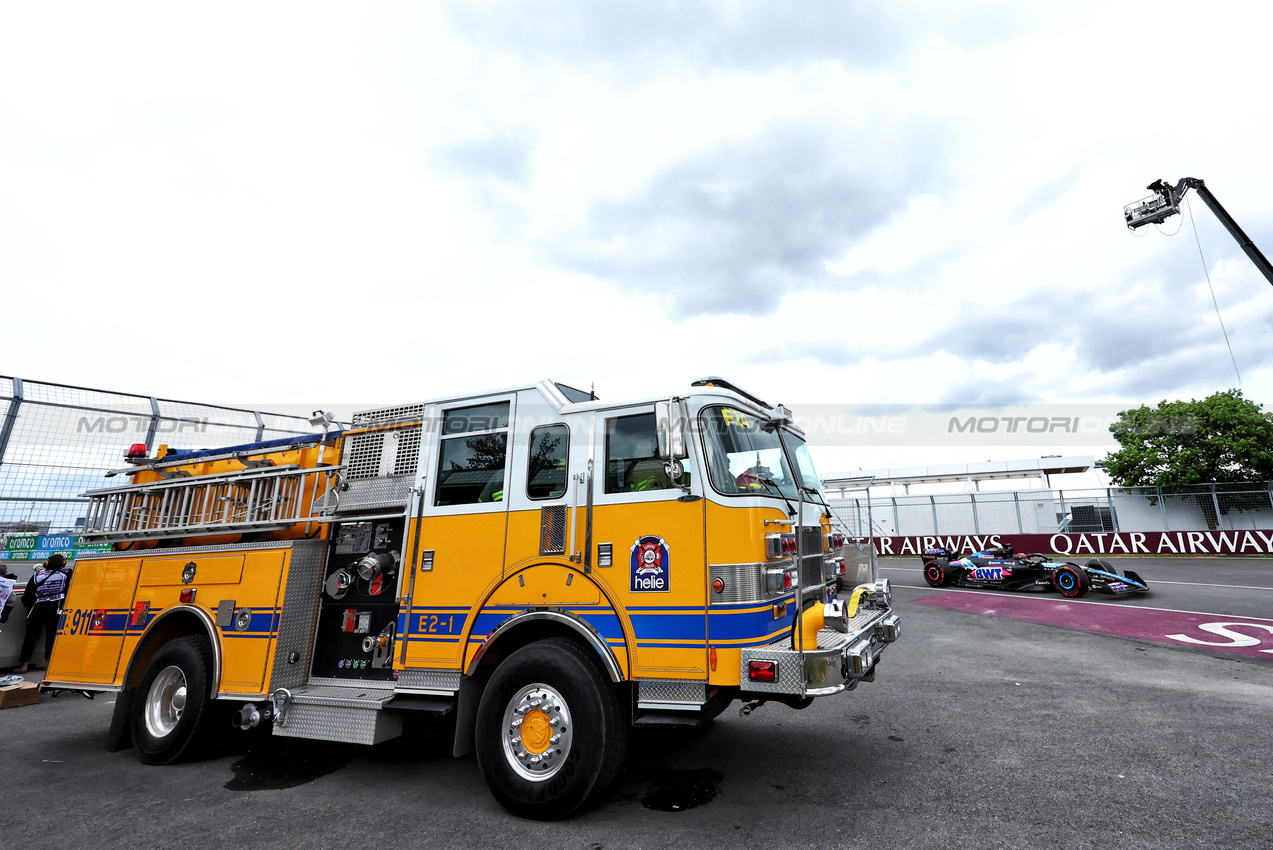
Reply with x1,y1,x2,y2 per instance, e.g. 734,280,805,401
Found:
352,403,426,427
799,527,824,592
343,425,423,482
799,526,823,556
540,505,567,555
344,432,385,480
392,427,422,476
709,562,766,604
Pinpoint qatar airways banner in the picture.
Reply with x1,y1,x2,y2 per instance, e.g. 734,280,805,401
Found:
870,530,1273,557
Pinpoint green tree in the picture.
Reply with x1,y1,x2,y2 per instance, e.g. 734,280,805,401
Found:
1104,389,1273,487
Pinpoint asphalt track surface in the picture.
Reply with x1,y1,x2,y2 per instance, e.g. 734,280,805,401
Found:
3,557,1271,849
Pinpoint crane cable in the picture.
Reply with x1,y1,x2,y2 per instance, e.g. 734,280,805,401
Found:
1186,194,1243,388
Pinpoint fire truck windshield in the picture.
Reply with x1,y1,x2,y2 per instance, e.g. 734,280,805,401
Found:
701,405,803,500
780,430,826,505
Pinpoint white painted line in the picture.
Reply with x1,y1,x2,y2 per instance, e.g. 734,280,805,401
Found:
890,582,1273,624
1132,579,1273,592
878,565,1273,592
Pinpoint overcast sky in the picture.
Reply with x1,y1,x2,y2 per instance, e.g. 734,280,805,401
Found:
3,2,1272,481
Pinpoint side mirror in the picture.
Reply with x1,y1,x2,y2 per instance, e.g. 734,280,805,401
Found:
655,399,689,460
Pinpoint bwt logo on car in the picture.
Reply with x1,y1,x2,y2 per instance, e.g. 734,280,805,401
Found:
77,416,209,434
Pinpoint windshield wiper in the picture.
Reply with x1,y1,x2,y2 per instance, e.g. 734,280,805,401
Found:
797,484,825,504
762,478,798,517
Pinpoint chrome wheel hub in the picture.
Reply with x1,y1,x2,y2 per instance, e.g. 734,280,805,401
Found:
144,665,188,739
500,683,573,782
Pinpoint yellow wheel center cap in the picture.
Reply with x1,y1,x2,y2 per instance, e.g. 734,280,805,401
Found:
520,708,553,754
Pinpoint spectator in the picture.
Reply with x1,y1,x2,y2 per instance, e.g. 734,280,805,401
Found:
16,553,72,674
0,564,16,625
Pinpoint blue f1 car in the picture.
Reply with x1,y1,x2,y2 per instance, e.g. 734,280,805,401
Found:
921,545,1149,598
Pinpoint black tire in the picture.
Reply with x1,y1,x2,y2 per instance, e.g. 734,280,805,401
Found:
475,637,627,820
923,560,951,588
132,635,220,765
1052,564,1089,598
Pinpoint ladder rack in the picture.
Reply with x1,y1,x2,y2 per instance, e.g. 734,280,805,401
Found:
80,465,338,542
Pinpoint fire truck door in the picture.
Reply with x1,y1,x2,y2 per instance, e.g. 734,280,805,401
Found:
587,410,707,678
405,398,513,666
48,556,141,684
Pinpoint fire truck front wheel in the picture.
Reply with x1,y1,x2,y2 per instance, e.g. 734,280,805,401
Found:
132,635,220,765
475,638,627,820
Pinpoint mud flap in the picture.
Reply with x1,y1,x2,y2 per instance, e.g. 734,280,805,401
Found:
107,690,134,752
452,672,488,757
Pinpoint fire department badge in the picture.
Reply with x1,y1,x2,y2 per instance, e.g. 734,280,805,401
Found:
630,536,670,592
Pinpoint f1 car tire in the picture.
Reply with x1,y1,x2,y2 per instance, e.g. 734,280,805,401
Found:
132,635,221,765
923,560,952,587
475,637,627,820
1052,564,1089,598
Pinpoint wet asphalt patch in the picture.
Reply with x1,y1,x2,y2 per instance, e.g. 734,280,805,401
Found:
639,767,723,812
224,740,353,791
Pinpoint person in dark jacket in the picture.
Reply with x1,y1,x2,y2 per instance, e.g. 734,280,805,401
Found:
16,553,72,673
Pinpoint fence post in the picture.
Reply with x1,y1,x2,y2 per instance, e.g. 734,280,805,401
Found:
1013,491,1023,533
254,411,266,442
970,493,980,534
930,495,938,536
1158,485,1169,531
867,494,876,560
1210,483,1224,530
0,377,23,467
144,397,161,452
891,498,900,537
1057,490,1067,532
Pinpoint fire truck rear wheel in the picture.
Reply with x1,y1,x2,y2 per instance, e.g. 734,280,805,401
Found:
475,637,627,820
132,635,219,765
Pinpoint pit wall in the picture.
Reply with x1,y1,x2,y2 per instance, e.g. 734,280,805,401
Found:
870,530,1273,558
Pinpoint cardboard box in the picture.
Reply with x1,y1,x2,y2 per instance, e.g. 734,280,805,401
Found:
0,680,41,709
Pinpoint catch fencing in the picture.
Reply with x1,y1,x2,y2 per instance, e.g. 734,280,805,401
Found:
826,482,1273,538
0,376,313,534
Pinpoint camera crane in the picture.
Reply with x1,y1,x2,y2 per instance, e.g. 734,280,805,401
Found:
1123,177,1273,288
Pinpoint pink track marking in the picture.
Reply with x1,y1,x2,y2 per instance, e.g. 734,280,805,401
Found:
913,591,1273,658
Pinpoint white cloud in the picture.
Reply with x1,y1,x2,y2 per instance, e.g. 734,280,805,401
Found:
2,0,1272,476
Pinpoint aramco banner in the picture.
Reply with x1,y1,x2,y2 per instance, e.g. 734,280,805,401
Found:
870,530,1273,557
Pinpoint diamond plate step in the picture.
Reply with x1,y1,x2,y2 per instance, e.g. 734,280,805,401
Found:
273,683,402,745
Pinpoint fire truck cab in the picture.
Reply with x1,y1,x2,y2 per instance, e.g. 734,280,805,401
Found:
46,377,898,819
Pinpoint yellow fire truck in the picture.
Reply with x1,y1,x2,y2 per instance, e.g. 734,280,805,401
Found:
44,377,899,819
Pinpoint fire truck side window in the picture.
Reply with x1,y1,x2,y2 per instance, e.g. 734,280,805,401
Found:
527,424,569,500
434,402,510,506
604,413,673,494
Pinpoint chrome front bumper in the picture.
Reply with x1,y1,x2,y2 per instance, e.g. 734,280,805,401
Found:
739,583,900,697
